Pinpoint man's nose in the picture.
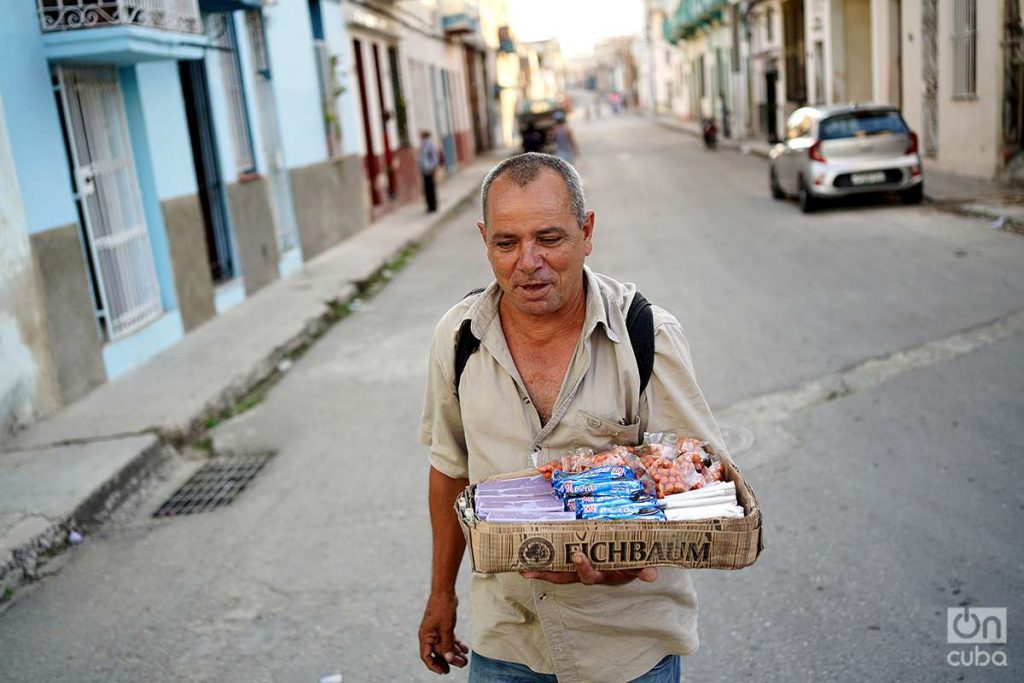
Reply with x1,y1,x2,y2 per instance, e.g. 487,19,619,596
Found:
517,241,543,271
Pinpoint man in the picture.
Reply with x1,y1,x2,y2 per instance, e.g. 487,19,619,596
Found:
420,130,441,212
418,153,726,682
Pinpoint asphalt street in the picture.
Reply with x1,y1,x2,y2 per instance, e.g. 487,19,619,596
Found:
0,117,1021,682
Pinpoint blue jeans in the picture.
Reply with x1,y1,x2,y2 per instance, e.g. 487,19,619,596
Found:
468,651,680,682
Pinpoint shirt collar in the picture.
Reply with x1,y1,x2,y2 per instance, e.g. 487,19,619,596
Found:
460,265,620,344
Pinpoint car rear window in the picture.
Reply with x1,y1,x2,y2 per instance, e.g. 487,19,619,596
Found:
819,111,908,140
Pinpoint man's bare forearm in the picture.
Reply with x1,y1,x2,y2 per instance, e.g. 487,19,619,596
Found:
429,466,469,596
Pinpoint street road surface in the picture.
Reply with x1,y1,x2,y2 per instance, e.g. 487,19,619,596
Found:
1,118,1021,682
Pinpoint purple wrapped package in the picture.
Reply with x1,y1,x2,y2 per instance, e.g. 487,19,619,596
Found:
481,510,577,522
476,476,550,494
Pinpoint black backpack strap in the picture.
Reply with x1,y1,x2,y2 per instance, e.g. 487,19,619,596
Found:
453,288,486,397
625,290,655,397
454,319,480,397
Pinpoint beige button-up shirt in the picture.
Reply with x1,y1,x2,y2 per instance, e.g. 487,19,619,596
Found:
420,267,727,682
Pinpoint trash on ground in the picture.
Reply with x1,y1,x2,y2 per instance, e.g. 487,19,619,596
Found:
319,674,343,683
277,359,293,373
991,216,1007,230
68,530,83,545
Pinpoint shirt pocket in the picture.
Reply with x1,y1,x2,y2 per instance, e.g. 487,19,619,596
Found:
572,410,641,450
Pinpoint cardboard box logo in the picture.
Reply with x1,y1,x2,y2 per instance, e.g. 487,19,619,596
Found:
518,537,555,569
948,608,1007,644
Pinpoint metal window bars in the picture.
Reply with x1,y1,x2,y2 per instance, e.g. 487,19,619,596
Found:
56,65,164,341
207,13,257,175
38,0,202,34
952,0,977,99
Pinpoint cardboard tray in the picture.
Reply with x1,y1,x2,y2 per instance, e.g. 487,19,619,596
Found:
455,452,764,574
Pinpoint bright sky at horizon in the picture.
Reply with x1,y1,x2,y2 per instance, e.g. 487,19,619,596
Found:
507,0,644,58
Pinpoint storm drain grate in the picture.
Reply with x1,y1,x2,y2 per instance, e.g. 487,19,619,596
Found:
154,452,274,517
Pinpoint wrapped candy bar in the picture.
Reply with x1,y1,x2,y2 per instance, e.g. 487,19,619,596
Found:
556,478,645,499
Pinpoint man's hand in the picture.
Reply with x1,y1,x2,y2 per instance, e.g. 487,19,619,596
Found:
522,551,659,586
418,592,469,674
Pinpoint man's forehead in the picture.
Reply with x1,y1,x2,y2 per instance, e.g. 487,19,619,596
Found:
486,169,572,220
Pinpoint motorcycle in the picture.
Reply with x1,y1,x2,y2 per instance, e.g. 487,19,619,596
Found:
701,118,718,149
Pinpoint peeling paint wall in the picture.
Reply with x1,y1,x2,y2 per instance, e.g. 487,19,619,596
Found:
0,93,60,441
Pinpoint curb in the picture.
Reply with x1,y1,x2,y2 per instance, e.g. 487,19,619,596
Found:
0,167,488,599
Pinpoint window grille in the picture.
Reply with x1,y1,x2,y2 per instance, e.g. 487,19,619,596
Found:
207,13,256,174
951,0,977,99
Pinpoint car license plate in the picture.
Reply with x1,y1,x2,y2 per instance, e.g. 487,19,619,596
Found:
851,171,887,185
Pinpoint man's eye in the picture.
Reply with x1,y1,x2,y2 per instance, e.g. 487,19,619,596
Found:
539,236,562,245
495,241,515,249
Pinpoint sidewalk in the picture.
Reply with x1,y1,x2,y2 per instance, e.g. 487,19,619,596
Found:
0,154,499,593
657,114,1024,227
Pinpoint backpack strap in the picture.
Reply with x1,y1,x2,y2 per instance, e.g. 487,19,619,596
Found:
454,288,485,397
453,287,656,399
625,290,655,397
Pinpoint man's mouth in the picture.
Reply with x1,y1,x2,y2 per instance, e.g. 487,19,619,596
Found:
517,282,552,296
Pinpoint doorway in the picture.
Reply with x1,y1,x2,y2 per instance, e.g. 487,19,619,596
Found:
764,65,779,142
179,60,235,284
54,64,163,341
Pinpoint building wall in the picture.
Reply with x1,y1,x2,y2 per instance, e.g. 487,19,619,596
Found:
0,2,79,236
265,0,329,169
133,61,216,332
320,0,365,158
899,0,1003,178
0,95,61,440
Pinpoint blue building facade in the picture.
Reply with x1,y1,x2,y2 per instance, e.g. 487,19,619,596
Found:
1,0,502,438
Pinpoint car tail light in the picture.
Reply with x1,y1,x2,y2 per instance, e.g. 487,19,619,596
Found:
808,141,826,163
906,131,919,155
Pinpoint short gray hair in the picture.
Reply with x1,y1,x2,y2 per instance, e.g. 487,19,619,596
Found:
480,153,586,226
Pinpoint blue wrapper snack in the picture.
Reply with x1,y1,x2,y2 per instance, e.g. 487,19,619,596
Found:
556,479,645,498
552,465,635,483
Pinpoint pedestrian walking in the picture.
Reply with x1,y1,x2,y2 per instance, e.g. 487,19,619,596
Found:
418,152,727,682
420,130,440,213
552,112,579,164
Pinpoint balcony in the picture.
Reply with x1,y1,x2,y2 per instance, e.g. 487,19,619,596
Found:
441,0,479,35
664,0,727,43
37,0,208,64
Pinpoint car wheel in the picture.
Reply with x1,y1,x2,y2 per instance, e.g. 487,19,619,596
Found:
900,183,924,205
798,176,818,213
770,167,786,200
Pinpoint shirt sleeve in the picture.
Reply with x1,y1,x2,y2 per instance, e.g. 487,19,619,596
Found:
641,310,729,458
419,319,470,479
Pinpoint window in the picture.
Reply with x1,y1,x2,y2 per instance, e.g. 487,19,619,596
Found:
207,13,256,175
782,0,807,103
819,110,908,140
308,1,341,156
952,0,976,99
766,7,774,43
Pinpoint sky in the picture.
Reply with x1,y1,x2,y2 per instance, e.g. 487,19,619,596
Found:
506,0,643,58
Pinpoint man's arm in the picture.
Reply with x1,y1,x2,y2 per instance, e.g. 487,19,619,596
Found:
418,467,470,673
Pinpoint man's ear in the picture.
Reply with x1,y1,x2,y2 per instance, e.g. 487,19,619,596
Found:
582,211,595,257
477,221,487,245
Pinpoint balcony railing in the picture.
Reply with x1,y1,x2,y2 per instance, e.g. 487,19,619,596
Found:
38,0,203,34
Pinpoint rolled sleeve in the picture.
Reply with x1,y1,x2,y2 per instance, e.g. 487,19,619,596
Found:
420,319,470,479
643,309,728,457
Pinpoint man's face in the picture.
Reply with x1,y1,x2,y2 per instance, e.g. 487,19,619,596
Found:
478,169,594,317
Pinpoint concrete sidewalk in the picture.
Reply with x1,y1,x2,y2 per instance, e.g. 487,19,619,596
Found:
0,154,499,593
657,114,1024,226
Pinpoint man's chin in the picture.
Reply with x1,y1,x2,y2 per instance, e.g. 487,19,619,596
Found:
505,293,559,316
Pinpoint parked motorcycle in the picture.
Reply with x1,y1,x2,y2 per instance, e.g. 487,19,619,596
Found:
701,118,718,149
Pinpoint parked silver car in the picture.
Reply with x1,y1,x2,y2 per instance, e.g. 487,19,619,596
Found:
769,104,924,213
